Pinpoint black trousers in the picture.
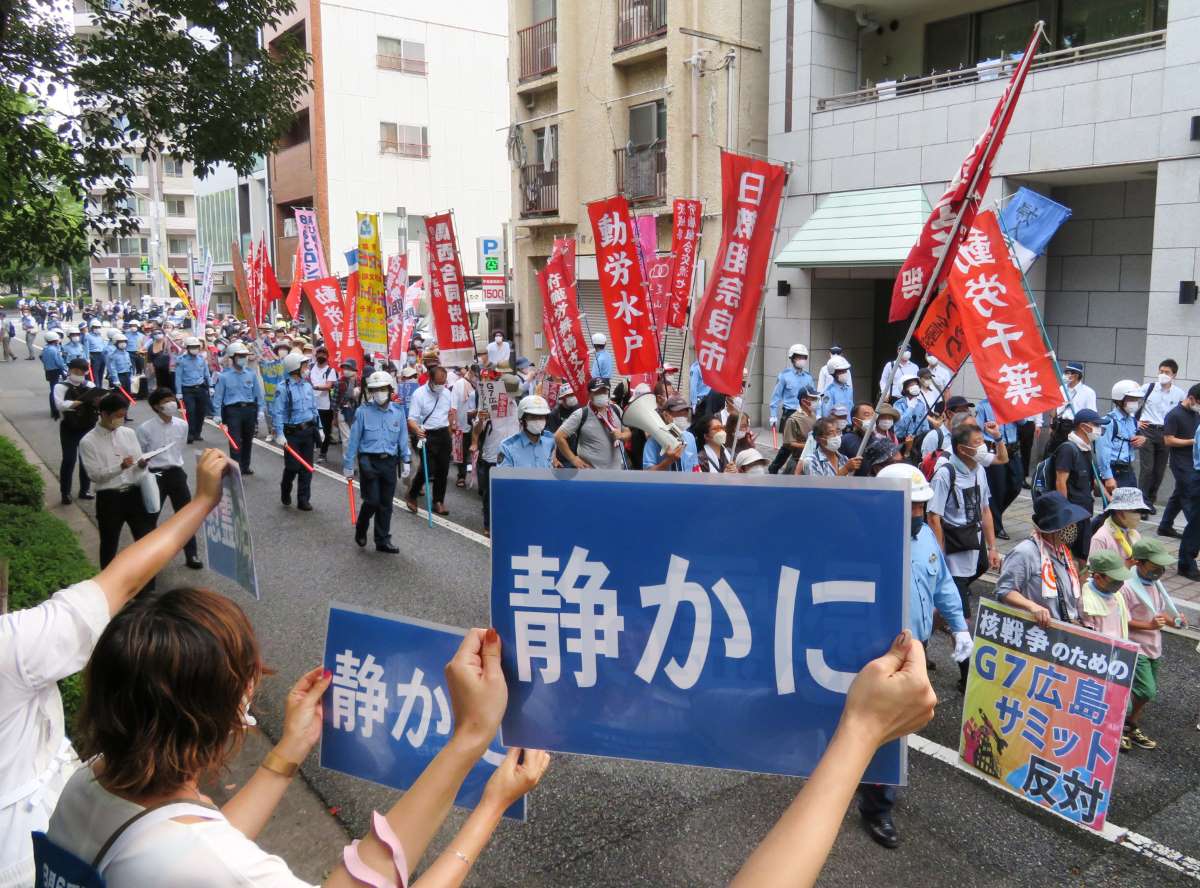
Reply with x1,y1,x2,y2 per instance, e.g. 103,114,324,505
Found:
182,384,209,441
1018,420,1036,479
152,465,198,558
409,427,450,506
1108,463,1138,490
58,423,91,497
767,407,796,474
317,408,334,456
282,423,316,505
222,403,258,471
89,352,106,386
130,353,146,396
113,371,131,399
985,452,1023,533
357,453,398,545
1138,425,1168,505
478,458,495,529
858,783,897,819
96,487,156,581
45,369,61,419
1161,463,1188,530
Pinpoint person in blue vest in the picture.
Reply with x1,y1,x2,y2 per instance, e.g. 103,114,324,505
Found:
859,463,970,850
498,395,556,468
272,351,321,510
688,359,711,410
40,330,68,419
84,319,107,385
175,335,212,443
212,341,266,475
818,354,854,418
644,394,699,471
590,332,615,381
105,332,133,398
1098,379,1146,494
344,370,411,553
769,342,814,435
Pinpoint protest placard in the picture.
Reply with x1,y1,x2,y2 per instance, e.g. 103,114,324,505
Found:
490,470,910,783
202,462,259,600
960,599,1138,831
320,603,525,820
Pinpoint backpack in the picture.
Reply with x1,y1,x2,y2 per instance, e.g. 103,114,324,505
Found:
60,383,100,434
1031,439,1072,500
918,426,948,481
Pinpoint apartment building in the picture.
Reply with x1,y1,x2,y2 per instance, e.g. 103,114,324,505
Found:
508,0,769,376
264,0,509,324
764,0,1200,419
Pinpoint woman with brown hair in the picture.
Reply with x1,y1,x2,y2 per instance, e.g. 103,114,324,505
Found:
46,584,547,886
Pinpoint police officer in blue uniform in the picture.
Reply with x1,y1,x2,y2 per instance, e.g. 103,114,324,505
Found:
769,343,814,432
175,335,212,443
105,332,133,396
213,340,266,474
40,330,67,419
498,395,556,468
84,319,107,385
62,326,87,365
590,332,615,381
344,370,411,553
124,321,145,395
273,351,321,510
1099,379,1146,493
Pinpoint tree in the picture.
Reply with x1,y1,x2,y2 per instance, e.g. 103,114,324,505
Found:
0,0,308,265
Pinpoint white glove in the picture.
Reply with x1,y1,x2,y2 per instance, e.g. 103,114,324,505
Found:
953,630,973,663
275,434,287,447
770,414,778,427
257,412,266,428
343,467,355,480
316,426,324,445
401,461,412,479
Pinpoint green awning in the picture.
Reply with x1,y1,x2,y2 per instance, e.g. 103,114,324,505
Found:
775,185,932,268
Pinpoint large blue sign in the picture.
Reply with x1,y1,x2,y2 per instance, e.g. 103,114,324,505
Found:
320,604,525,820
202,462,259,600
490,470,911,784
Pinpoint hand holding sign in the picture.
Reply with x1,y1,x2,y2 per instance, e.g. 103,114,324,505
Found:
842,630,937,749
445,628,509,755
277,665,335,763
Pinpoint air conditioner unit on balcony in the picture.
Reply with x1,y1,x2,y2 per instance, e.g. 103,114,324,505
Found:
618,6,649,45
538,43,556,72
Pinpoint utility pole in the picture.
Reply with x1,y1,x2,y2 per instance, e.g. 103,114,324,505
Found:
147,152,165,303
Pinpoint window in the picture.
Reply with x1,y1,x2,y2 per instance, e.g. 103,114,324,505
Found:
379,122,430,158
924,15,972,73
532,0,556,21
1060,0,1162,47
166,198,186,217
162,156,184,177
279,109,310,149
977,1,1039,60
112,236,148,255
534,125,558,168
122,154,146,176
282,216,299,237
168,237,189,255
377,36,427,74
628,99,665,147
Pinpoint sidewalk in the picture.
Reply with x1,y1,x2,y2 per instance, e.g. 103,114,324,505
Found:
0,404,349,884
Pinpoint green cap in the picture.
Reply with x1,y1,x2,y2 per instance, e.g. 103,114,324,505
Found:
1131,538,1174,567
1087,549,1131,580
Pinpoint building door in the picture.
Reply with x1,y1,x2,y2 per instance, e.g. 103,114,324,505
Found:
870,277,927,401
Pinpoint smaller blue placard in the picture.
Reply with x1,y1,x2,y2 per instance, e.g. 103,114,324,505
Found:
320,604,525,821
202,462,259,599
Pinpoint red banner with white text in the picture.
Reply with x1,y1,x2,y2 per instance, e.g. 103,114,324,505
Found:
668,198,702,328
889,24,1042,323
947,211,1064,423
342,267,364,369
691,151,787,394
586,196,658,376
646,253,673,338
424,213,475,366
538,250,591,402
302,277,348,368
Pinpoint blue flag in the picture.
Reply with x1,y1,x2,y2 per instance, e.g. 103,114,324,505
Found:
1000,187,1071,270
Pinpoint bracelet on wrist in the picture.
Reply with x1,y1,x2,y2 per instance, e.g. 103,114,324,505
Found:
260,749,299,778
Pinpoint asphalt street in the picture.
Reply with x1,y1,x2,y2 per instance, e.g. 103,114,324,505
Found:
3,343,1200,887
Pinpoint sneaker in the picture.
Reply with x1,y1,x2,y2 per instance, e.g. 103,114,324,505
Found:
1120,733,1132,751
1126,725,1157,749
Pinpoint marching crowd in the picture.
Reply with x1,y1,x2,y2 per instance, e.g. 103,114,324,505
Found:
3,296,1198,882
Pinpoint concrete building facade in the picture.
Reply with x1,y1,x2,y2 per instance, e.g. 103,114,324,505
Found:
195,159,272,317
507,0,769,380
763,0,1200,419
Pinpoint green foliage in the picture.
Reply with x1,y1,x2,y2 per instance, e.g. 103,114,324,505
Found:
0,435,44,508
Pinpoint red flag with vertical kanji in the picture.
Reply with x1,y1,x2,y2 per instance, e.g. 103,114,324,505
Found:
889,24,1043,323
668,198,702,328
587,196,658,376
424,213,475,366
302,277,347,367
538,249,590,402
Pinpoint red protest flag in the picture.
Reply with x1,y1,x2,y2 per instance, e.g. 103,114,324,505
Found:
889,23,1044,324
230,240,258,339
302,277,348,367
284,252,302,320
691,151,788,394
947,211,1064,424
424,213,475,366
342,266,364,370
915,288,969,371
586,196,658,376
261,237,284,304
538,250,591,402
553,237,576,288
667,198,702,328
646,254,673,339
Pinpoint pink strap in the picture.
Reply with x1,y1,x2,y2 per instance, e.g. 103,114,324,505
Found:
340,812,409,888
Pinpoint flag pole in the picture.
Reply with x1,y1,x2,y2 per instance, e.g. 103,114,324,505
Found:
857,21,1045,460
675,197,706,401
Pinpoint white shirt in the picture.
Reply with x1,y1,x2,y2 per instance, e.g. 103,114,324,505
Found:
487,339,511,367
409,383,452,430
53,376,95,412
0,580,109,887
927,362,953,391
1141,382,1183,425
451,378,476,431
79,424,144,491
880,359,919,399
1056,382,1097,418
47,766,315,888
307,363,337,410
136,414,188,470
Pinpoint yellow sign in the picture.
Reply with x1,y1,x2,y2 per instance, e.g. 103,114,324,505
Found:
356,212,388,354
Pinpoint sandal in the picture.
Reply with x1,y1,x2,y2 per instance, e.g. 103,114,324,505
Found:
433,504,449,516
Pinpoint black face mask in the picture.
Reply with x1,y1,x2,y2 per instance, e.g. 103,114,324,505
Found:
910,514,925,538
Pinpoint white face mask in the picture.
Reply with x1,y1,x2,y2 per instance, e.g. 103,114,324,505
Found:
430,383,444,393
877,418,894,431
525,418,546,435
904,386,918,398
1087,426,1102,441
372,390,390,405
711,430,727,447
343,369,356,379
1158,373,1172,386
158,401,178,416
744,465,767,476
117,343,126,350
902,351,912,361
825,434,842,451
68,372,84,384
233,356,245,368
591,394,609,408
928,356,939,366
187,347,199,355
835,371,848,384
792,358,807,370
972,444,988,461
1123,401,1139,416
563,397,578,409
978,451,996,467
673,416,690,432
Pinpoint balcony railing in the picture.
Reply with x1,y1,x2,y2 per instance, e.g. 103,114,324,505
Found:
817,29,1166,111
520,162,558,217
615,0,666,50
518,17,557,81
376,53,427,75
614,141,666,204
380,140,431,159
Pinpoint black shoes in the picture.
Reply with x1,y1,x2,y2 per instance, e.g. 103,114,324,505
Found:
355,528,367,547
297,502,313,511
61,495,72,505
995,529,1010,541
862,813,900,849
281,491,292,506
186,555,203,570
1158,526,1180,538
78,491,94,500
243,468,254,476
1178,565,1200,582
376,543,400,554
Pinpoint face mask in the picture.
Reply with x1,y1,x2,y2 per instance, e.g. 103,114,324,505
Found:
155,400,178,417
1138,565,1165,583
673,416,690,432
902,351,911,361
68,372,84,384
69,335,79,342
116,343,126,350
1123,401,1139,416
711,430,727,447
835,372,848,384
232,356,246,369
407,356,417,365
834,419,847,431
430,383,444,393
340,369,354,379
1158,373,1172,386
1088,426,1102,441
825,434,842,451
877,418,894,431
591,395,609,408
372,390,390,405
494,335,503,342
745,465,767,476
792,358,807,370
905,386,919,398
563,397,578,409
187,347,199,355
971,444,988,461
526,418,547,435
978,451,996,467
